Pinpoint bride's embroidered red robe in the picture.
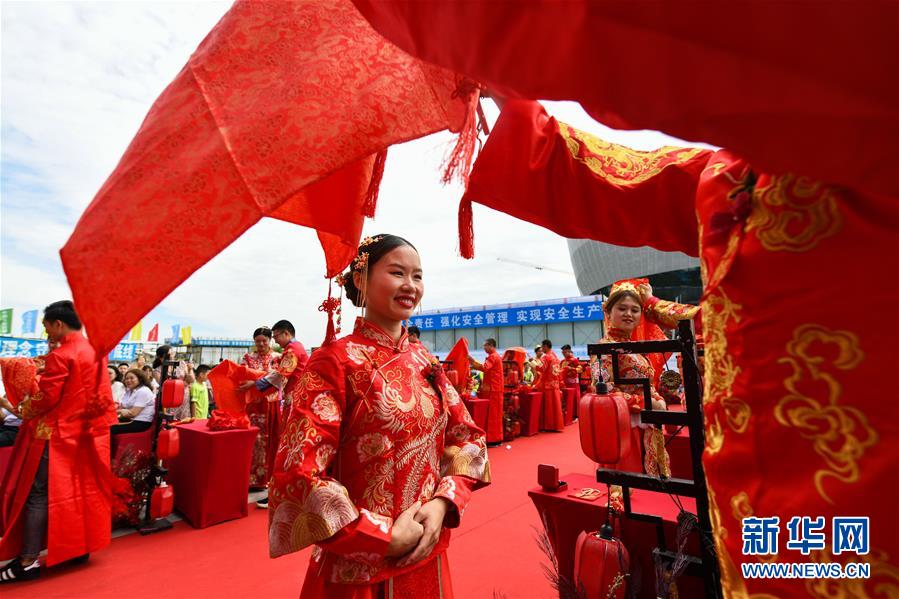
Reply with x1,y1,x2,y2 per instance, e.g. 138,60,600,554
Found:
595,324,690,478
241,350,282,487
461,100,899,598
269,318,491,598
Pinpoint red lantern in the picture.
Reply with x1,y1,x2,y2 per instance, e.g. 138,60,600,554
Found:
150,483,174,519
161,379,184,409
578,386,631,463
574,525,630,599
157,427,180,459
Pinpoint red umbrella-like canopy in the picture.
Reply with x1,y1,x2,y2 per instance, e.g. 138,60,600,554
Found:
352,0,898,198
61,0,477,356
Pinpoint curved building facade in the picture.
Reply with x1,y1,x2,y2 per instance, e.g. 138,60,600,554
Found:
567,239,702,303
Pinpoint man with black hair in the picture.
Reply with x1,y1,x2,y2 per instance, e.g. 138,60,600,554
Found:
407,325,421,345
239,319,308,508
190,365,211,419
0,301,117,583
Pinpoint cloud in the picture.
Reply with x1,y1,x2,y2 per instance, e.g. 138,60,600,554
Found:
1,2,706,345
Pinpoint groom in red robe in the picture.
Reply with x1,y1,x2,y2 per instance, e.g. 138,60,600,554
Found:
470,338,504,445
0,301,117,583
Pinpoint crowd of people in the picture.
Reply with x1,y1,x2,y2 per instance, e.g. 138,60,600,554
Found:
0,238,698,596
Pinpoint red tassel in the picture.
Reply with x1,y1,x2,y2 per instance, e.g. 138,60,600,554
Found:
458,198,474,259
363,149,388,218
442,79,482,185
319,280,342,346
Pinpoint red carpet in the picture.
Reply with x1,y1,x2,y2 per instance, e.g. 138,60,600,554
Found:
3,426,595,598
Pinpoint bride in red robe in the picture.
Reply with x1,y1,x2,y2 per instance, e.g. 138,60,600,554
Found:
593,279,699,476
240,327,282,489
269,235,491,598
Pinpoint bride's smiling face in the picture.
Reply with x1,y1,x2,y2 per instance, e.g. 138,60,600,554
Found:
355,245,424,324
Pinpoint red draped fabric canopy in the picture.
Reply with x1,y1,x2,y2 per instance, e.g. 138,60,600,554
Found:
62,0,476,355
352,0,898,198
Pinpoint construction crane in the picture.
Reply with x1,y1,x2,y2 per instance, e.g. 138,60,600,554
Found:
496,257,574,275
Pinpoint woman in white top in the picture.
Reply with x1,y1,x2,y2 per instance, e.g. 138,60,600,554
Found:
111,368,156,435
107,365,126,404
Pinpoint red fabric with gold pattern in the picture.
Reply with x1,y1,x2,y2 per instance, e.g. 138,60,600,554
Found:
352,0,898,197
269,318,490,591
462,101,899,597
61,0,477,356
0,357,39,407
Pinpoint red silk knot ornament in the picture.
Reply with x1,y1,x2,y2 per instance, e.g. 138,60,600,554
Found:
319,278,343,346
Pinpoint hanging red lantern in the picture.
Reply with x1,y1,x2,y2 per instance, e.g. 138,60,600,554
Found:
157,427,180,459
578,383,631,463
574,523,630,599
161,378,185,409
150,483,174,519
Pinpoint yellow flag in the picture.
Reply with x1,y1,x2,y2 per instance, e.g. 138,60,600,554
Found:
130,321,143,341
181,325,192,345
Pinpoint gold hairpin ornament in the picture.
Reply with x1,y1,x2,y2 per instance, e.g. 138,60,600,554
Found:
352,252,370,272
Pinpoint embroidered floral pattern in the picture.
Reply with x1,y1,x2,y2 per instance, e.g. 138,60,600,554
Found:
356,433,392,463
311,393,341,423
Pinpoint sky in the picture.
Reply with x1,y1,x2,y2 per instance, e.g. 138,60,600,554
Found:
1,1,702,347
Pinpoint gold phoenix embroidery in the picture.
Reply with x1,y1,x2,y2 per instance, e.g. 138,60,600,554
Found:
730,492,776,564
706,483,780,599
774,324,876,504
746,175,842,252
559,123,705,186
702,287,749,455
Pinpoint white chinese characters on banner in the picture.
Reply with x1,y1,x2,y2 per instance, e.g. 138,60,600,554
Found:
405,300,603,331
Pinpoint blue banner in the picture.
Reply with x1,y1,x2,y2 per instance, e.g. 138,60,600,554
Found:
21,310,39,335
0,336,142,361
170,324,180,344
406,299,604,331
0,337,49,358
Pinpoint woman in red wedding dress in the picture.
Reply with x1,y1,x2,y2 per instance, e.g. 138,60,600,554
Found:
269,234,491,598
593,279,699,477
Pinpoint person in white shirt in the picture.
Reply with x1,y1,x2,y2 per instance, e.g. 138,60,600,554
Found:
111,369,156,435
141,365,160,392
107,365,126,404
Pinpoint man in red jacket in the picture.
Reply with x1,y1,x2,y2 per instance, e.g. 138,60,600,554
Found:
470,338,504,445
0,301,117,583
